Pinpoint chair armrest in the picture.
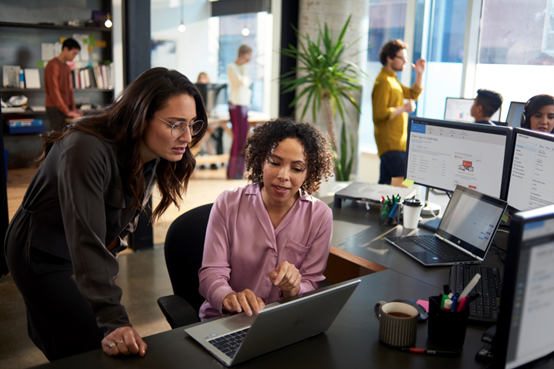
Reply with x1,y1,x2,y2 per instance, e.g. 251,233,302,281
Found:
157,295,200,329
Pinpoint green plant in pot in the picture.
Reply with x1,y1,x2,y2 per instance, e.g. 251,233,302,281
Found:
280,15,364,181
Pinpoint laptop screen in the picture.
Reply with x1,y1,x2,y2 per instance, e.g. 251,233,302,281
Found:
437,186,507,259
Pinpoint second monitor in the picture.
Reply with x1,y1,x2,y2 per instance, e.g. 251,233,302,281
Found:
444,97,501,123
406,117,513,200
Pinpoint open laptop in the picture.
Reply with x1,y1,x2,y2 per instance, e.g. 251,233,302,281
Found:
185,279,360,367
385,185,507,267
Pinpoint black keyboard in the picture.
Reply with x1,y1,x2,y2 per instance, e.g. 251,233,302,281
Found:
449,264,501,322
407,236,475,262
208,328,250,358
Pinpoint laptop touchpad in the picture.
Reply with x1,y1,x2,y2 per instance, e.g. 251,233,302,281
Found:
399,242,427,253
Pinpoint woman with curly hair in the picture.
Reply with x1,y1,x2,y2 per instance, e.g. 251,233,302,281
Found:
198,117,334,320
5,67,206,360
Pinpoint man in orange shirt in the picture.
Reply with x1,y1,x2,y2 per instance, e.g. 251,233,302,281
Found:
45,38,83,131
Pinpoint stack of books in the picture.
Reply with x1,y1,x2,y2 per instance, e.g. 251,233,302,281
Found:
71,64,113,90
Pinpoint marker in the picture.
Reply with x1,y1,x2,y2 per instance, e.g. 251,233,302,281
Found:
466,292,481,304
443,299,452,311
401,348,460,356
451,294,458,312
456,296,468,312
459,274,481,300
443,284,450,295
440,294,449,309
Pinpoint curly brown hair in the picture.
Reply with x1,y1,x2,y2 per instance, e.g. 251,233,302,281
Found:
379,39,408,66
244,117,334,194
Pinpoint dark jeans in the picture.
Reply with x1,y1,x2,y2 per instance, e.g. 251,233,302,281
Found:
379,151,407,185
46,107,68,132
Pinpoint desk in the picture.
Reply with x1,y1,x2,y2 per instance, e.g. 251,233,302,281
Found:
33,270,493,369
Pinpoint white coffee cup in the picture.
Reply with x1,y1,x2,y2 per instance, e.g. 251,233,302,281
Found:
403,199,423,229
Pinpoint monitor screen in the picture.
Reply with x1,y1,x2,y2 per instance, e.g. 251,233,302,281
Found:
406,117,512,199
444,97,501,123
506,128,554,211
493,205,554,369
506,101,526,127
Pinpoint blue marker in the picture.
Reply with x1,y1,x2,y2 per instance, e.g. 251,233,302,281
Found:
451,292,460,312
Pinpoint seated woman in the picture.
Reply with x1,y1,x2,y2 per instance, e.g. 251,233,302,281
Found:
521,94,554,133
198,118,334,320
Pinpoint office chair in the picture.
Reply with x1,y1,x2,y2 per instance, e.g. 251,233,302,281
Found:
157,203,213,329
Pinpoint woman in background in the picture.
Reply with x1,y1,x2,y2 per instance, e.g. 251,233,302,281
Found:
521,94,554,133
226,44,253,179
4,68,206,360
199,118,334,320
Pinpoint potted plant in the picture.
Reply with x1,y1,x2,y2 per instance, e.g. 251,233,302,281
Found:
280,15,364,181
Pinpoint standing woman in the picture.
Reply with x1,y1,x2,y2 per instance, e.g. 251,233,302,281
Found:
226,44,252,179
520,94,554,133
4,68,207,361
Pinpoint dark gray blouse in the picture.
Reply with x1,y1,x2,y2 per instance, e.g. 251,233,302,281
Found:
14,130,158,335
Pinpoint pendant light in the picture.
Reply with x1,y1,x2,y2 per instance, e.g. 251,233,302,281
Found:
178,0,186,32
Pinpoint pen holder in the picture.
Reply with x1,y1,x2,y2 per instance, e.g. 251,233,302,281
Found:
380,200,401,226
427,296,469,348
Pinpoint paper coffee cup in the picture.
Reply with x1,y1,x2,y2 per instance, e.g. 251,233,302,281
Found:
403,199,423,229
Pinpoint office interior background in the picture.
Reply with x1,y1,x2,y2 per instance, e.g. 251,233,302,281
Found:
151,0,554,155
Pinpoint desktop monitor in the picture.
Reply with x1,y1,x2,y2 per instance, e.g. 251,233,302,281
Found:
492,205,554,369
194,83,227,117
444,97,501,123
505,101,526,127
506,128,554,211
406,117,513,199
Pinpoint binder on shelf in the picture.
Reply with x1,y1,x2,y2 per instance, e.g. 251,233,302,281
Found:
6,118,44,134
2,65,20,88
24,69,41,89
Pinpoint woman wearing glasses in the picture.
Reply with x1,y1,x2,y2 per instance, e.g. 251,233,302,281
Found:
4,68,206,361
199,118,334,320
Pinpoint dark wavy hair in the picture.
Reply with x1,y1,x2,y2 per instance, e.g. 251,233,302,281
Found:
34,67,207,220
378,39,408,66
244,118,334,194
521,94,554,133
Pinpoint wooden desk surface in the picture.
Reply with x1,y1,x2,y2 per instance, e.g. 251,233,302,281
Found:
32,270,498,369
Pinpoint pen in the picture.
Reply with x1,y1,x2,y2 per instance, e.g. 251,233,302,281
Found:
459,274,481,300
401,348,460,356
466,292,480,304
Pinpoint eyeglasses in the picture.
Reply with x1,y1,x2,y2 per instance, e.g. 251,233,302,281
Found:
394,55,408,61
155,116,204,137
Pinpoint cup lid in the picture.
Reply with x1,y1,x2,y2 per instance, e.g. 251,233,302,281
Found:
403,198,422,207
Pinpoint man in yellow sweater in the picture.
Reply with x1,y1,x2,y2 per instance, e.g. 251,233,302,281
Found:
372,39,426,186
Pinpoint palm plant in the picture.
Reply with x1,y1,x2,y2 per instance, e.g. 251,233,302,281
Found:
280,15,364,180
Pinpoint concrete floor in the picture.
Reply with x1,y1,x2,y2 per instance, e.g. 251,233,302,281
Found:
0,153,381,368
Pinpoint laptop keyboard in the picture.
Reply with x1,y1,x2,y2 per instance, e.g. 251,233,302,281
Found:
208,328,250,358
450,264,501,322
405,235,475,262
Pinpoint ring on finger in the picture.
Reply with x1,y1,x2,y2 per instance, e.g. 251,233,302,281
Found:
116,340,124,344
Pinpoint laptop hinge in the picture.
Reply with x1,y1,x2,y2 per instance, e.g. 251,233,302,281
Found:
435,234,483,261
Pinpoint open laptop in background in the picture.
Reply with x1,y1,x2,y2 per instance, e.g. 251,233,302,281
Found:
385,186,507,267
185,279,361,367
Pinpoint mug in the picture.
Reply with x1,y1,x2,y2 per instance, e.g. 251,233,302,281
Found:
403,198,423,229
374,301,419,348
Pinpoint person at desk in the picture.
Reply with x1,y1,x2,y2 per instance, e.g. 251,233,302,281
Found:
44,38,83,131
4,67,207,361
227,44,252,179
199,118,334,320
520,94,554,133
372,39,425,187
470,89,503,125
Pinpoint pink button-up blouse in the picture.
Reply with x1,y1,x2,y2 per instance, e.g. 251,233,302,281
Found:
198,184,333,320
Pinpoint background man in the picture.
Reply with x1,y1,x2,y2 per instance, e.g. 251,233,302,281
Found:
372,39,426,186
470,89,503,125
45,38,83,131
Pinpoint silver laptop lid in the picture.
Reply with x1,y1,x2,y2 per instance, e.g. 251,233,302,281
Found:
185,279,361,367
436,185,508,260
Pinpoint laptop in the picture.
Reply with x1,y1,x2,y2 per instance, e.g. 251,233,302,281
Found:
185,279,361,367
385,185,508,267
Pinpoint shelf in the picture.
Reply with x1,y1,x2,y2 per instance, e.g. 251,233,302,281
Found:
0,21,112,32
1,109,106,116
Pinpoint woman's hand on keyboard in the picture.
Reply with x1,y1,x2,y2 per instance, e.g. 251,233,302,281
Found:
223,289,266,317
